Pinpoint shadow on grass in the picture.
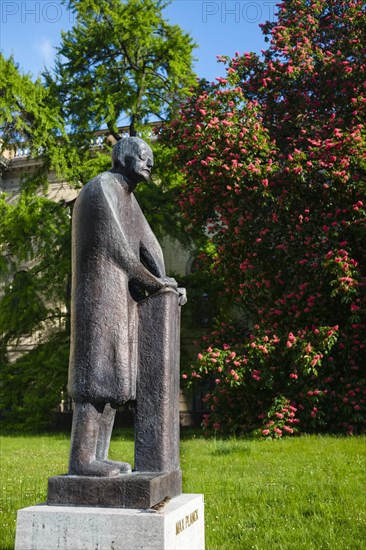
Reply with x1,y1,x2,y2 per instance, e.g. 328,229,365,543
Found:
0,429,70,439
113,427,204,442
211,440,252,456
111,427,135,441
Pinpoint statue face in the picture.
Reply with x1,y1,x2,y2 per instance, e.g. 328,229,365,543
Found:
126,143,154,184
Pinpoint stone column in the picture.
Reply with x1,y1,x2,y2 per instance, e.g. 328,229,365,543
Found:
135,287,181,473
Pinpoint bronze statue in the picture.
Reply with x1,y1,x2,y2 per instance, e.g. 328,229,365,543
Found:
67,137,186,478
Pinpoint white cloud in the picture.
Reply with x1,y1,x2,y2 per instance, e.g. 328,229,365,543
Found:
34,38,54,68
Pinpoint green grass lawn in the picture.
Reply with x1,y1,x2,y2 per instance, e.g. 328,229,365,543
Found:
1,431,365,549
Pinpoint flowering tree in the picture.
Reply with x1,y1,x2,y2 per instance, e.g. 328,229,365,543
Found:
163,0,366,436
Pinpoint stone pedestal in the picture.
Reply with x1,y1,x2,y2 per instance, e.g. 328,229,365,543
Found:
15,494,205,550
47,470,182,509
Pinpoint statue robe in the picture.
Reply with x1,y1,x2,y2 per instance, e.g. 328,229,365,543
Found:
68,171,166,406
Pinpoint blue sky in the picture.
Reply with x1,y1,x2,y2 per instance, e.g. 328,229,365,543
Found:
0,1,277,81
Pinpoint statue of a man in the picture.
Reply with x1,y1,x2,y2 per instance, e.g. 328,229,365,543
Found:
67,137,186,477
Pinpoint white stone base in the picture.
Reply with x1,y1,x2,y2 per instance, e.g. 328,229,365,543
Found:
15,493,204,550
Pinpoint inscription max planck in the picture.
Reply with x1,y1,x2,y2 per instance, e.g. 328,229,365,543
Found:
176,509,199,535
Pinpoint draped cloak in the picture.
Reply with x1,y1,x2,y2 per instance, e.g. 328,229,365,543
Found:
68,171,166,406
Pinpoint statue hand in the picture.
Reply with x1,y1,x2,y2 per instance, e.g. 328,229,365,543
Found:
161,276,178,289
157,278,186,305
177,287,187,306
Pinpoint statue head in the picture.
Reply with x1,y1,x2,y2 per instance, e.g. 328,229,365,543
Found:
112,137,154,188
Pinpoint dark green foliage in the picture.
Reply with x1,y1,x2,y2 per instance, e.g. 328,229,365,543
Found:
0,332,70,431
0,55,71,427
0,194,72,429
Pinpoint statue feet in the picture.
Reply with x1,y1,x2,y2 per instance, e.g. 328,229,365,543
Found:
102,459,132,473
69,460,121,477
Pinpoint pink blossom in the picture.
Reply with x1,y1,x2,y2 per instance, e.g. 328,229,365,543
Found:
339,277,354,284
